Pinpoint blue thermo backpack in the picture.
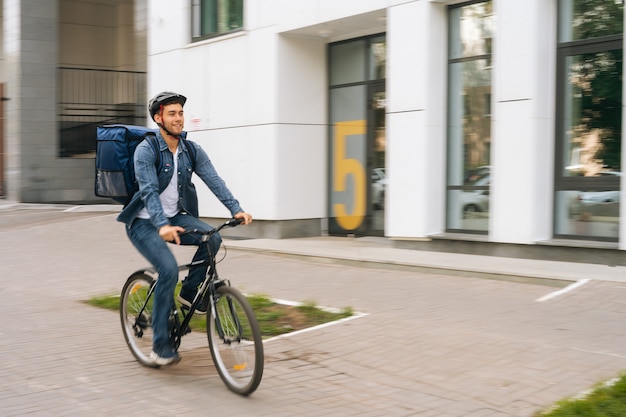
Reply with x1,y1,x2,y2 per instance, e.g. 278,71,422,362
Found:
95,125,161,205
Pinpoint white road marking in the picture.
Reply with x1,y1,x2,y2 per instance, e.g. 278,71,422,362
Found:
263,312,369,343
263,297,369,343
536,278,591,302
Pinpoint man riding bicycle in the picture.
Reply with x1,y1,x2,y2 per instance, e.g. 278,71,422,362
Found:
118,91,252,365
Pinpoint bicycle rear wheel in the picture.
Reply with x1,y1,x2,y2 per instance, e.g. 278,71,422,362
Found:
120,272,158,367
207,285,264,395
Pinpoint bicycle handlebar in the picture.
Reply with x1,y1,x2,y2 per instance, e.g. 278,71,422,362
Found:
220,217,244,230
180,218,243,242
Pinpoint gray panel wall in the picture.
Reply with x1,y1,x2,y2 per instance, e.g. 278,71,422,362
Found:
3,0,145,204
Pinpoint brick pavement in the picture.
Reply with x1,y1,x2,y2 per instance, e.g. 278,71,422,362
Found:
1,207,626,416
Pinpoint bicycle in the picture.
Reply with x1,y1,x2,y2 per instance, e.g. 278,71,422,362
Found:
119,218,264,396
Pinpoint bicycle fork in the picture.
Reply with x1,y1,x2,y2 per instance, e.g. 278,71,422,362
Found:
212,289,244,344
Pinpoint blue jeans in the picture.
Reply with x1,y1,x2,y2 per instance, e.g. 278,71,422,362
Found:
125,213,221,358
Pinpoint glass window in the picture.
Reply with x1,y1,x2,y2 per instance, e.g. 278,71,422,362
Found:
330,40,367,86
328,35,386,236
369,36,386,80
192,0,243,41
448,1,493,60
560,49,623,178
559,0,624,42
329,86,368,232
446,1,494,233
555,0,623,241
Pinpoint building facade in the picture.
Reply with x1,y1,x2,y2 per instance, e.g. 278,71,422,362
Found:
2,0,625,263
1,0,146,203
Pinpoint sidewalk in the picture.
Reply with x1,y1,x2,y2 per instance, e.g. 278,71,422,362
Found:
223,236,626,286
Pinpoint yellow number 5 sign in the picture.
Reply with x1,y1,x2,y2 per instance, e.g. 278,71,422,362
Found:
333,120,366,230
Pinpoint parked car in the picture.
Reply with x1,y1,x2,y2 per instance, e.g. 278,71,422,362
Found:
464,165,491,184
577,190,620,218
579,190,620,204
461,174,490,217
576,171,621,218
371,168,386,210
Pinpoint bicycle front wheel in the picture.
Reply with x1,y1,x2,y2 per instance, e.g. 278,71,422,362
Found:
120,272,158,367
207,285,264,395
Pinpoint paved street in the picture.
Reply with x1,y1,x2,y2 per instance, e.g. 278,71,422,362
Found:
1,205,626,416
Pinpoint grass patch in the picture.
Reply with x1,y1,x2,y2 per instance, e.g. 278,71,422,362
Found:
535,374,626,417
87,286,353,338
88,294,121,310
251,298,353,337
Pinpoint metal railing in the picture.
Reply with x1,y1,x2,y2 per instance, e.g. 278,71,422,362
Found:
58,67,147,157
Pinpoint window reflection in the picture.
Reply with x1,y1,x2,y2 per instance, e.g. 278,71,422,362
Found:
330,40,367,86
449,1,494,59
192,0,244,40
563,49,622,176
555,0,623,241
446,0,493,233
559,0,624,42
370,37,386,80
448,186,490,232
555,190,620,238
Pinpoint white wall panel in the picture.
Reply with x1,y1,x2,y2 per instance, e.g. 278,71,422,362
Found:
273,124,327,219
148,0,189,54
277,0,390,32
490,0,556,244
192,123,326,219
495,0,534,101
277,35,326,124
193,125,277,219
490,100,534,242
386,111,424,237
387,1,447,238
387,1,423,113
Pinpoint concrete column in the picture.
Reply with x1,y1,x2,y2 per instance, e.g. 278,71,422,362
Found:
386,1,447,238
4,0,58,202
134,0,147,73
490,0,557,244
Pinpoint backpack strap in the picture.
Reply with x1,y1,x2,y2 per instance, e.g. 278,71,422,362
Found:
120,132,161,207
145,133,161,171
144,133,194,174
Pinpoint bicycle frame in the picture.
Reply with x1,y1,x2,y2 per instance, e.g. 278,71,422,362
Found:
134,218,244,349
170,254,216,348
177,256,244,343
121,217,263,395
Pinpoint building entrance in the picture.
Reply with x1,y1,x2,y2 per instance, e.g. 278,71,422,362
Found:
328,35,386,236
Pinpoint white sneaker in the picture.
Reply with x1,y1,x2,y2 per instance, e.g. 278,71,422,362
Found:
150,351,181,366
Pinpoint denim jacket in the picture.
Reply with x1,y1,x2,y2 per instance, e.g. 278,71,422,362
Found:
117,132,243,228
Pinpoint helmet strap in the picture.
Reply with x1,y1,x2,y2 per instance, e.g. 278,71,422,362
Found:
156,106,180,140
157,122,180,140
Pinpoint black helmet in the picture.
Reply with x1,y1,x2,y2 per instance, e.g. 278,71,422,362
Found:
148,91,187,121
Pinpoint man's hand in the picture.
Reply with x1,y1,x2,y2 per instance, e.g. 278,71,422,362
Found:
234,212,253,225
159,224,185,244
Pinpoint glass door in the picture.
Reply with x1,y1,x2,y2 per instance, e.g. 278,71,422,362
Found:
368,82,386,235
328,35,386,236
328,82,386,236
